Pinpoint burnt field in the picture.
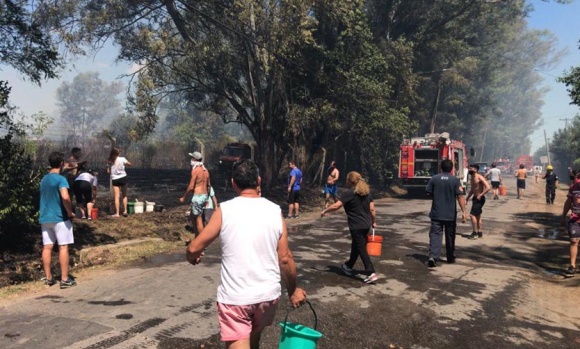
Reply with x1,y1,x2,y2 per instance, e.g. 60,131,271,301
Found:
0,168,328,288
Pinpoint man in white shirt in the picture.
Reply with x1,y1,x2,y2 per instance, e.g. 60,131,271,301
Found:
186,159,306,349
485,163,502,200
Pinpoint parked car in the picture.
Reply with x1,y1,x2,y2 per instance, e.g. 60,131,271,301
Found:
473,162,489,175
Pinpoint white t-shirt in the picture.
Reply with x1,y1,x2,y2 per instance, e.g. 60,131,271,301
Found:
217,196,283,305
110,157,128,180
488,168,501,182
75,172,98,187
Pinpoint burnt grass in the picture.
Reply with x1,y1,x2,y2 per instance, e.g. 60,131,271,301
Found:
1,168,396,288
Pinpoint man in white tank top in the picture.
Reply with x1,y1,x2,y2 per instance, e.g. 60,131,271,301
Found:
186,160,306,348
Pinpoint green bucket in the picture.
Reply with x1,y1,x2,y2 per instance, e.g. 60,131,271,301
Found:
279,301,322,349
127,202,135,215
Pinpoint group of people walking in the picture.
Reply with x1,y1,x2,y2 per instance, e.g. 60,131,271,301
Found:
425,159,579,279
38,146,580,349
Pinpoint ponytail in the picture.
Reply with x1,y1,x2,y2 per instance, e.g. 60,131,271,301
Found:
347,171,370,196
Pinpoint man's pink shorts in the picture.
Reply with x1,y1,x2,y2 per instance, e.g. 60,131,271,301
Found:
217,298,280,342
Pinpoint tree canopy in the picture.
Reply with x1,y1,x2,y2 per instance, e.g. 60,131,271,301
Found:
24,0,568,186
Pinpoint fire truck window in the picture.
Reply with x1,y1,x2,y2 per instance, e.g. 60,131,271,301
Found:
414,150,438,177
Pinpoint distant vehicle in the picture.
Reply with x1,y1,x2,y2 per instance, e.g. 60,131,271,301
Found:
216,142,256,186
398,132,469,189
516,155,534,175
473,162,489,175
493,158,512,174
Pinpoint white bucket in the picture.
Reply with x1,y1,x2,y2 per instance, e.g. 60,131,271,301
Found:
145,201,155,212
134,201,145,214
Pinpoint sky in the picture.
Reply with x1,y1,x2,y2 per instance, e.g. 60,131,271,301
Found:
2,1,580,148
526,0,580,152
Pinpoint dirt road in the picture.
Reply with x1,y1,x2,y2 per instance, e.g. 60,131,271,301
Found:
1,177,579,348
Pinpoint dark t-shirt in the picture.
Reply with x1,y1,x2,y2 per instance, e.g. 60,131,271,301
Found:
339,189,373,230
544,173,558,186
426,172,464,221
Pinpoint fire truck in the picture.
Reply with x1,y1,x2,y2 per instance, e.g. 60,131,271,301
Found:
515,155,534,175
492,158,512,174
398,132,469,189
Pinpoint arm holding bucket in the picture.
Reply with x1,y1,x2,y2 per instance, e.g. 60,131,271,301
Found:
369,201,377,228
278,217,306,308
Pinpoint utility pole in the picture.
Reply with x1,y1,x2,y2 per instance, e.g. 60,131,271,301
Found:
560,117,572,130
544,129,551,165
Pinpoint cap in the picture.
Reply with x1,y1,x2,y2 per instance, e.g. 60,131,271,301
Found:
547,165,553,171
189,151,202,161
188,151,202,160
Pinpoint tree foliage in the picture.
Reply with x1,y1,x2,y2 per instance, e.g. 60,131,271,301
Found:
0,0,63,250
56,71,124,148
0,0,61,83
0,82,43,251
559,65,580,107
32,0,569,185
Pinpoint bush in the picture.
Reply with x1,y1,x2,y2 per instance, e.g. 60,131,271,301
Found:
0,83,41,253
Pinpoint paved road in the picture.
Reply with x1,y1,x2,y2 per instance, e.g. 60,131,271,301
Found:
1,179,580,349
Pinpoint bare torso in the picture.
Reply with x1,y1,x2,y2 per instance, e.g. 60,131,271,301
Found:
470,173,487,196
327,168,339,185
515,169,527,179
190,167,210,195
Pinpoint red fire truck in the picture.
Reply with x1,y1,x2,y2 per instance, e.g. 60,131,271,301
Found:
492,158,512,174
398,132,469,189
515,155,534,175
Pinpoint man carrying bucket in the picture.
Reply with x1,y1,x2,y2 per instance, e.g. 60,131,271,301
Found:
425,159,467,267
187,159,306,349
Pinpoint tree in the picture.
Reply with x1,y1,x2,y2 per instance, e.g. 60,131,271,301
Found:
0,0,62,250
0,0,61,83
56,71,124,148
559,65,580,107
0,82,44,250
37,0,568,185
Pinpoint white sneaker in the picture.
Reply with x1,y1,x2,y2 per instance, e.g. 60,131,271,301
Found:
363,273,378,284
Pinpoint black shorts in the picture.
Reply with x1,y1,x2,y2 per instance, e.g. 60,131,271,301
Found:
73,180,93,204
568,220,580,239
112,176,128,187
288,190,300,204
517,179,526,189
491,181,500,189
470,196,486,216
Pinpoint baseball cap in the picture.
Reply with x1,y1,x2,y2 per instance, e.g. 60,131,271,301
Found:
188,151,202,160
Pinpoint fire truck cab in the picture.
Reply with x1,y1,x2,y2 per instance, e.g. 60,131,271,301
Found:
398,132,469,189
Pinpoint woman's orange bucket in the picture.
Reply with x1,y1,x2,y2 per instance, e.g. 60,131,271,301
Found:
366,229,383,257
499,185,507,196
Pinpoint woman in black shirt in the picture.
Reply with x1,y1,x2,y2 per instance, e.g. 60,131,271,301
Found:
321,171,378,283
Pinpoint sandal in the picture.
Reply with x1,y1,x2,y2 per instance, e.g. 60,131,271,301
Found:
122,213,128,217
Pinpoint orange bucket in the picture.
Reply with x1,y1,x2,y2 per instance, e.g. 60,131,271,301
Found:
366,230,383,257
499,186,507,196
91,208,99,220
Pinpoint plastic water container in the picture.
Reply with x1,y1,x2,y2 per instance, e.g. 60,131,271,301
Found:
145,201,155,212
279,301,322,349
134,201,144,214
127,202,135,214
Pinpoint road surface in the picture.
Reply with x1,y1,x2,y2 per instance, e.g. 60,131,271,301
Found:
1,178,579,348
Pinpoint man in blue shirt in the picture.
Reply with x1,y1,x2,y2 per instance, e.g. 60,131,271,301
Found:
425,159,467,267
40,152,77,288
287,161,303,219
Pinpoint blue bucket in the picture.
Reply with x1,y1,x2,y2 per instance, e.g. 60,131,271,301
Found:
279,300,323,349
